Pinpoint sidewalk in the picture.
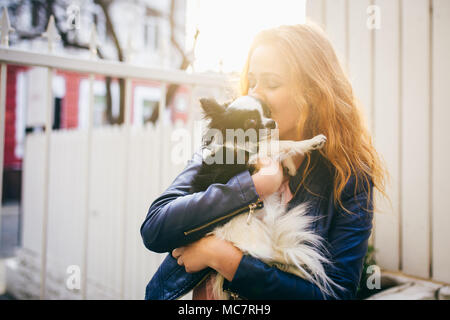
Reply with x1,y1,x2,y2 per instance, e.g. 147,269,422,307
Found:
0,202,20,258
1,203,20,299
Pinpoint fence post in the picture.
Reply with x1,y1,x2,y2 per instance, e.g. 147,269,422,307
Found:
157,83,166,193
119,34,134,299
80,25,98,300
39,15,59,300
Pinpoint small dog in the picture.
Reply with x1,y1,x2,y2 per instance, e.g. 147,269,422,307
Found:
192,95,339,299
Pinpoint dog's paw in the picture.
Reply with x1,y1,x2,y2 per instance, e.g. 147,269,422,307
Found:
287,165,297,176
309,134,327,150
276,149,296,162
282,158,298,176
286,164,297,176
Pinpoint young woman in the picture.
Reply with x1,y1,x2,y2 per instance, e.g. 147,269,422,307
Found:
141,22,388,300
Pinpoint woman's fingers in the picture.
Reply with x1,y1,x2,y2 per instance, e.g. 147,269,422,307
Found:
258,157,282,177
172,247,184,259
172,247,185,266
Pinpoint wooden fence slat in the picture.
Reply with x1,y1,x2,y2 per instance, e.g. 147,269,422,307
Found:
401,0,431,279
373,0,401,272
431,0,450,283
47,131,85,299
22,134,45,254
325,0,348,67
348,0,373,131
306,0,325,27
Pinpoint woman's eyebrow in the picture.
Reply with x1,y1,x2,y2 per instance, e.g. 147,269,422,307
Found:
248,72,284,80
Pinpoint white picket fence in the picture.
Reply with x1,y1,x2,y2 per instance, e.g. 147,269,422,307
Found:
307,0,450,284
5,89,227,300
0,63,231,300
15,124,199,299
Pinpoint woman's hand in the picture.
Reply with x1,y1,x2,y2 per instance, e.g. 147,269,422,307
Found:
279,179,294,204
251,157,284,199
252,154,304,203
172,235,243,281
172,236,214,273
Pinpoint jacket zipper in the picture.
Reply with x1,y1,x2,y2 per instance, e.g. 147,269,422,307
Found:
246,202,258,224
183,198,263,236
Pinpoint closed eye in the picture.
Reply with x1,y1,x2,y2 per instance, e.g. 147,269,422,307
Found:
248,81,279,91
265,79,280,89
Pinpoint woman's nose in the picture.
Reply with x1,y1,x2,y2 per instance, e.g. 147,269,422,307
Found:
248,88,266,103
248,83,265,99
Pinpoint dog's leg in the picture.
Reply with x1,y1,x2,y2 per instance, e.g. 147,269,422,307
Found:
279,134,327,155
282,156,298,176
274,135,327,176
254,135,327,176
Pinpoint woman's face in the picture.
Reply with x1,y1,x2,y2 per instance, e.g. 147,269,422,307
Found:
247,44,302,141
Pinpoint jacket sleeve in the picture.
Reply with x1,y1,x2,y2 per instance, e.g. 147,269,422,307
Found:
140,149,260,253
222,178,374,300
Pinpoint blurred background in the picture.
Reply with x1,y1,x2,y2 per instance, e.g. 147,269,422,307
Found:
0,0,449,300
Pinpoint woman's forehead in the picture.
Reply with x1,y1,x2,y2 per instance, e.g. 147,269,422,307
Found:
248,45,289,78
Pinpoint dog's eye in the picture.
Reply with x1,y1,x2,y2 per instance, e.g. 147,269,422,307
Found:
244,118,257,129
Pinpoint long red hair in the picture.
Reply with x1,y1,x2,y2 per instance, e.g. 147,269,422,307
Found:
240,22,388,213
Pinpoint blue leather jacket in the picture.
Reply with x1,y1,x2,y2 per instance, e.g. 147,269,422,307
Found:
140,149,373,300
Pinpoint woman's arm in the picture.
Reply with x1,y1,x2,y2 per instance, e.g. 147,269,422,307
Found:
140,151,282,253
140,149,260,253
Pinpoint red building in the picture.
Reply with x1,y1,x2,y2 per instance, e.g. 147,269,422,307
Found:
2,66,189,202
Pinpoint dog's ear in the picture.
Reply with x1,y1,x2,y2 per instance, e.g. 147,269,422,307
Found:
199,98,226,119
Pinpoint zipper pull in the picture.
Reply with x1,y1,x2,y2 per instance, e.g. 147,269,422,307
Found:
246,202,257,225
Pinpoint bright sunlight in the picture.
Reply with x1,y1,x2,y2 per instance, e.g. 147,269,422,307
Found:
185,0,306,73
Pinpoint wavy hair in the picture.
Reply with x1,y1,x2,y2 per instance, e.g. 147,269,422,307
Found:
240,21,389,214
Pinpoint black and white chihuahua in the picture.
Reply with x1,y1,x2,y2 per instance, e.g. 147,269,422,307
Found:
191,95,340,299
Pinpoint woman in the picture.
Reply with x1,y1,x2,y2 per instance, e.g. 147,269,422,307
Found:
140,22,388,300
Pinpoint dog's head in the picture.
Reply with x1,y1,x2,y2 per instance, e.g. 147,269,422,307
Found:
199,95,277,136
190,96,277,192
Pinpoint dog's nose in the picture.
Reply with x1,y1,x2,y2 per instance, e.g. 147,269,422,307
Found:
265,119,277,129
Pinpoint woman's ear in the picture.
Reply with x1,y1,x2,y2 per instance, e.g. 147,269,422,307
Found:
199,98,226,119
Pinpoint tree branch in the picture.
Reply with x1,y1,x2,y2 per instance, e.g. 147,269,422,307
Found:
93,0,124,62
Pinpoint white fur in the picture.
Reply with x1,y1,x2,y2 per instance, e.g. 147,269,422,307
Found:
227,96,265,115
252,135,328,176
